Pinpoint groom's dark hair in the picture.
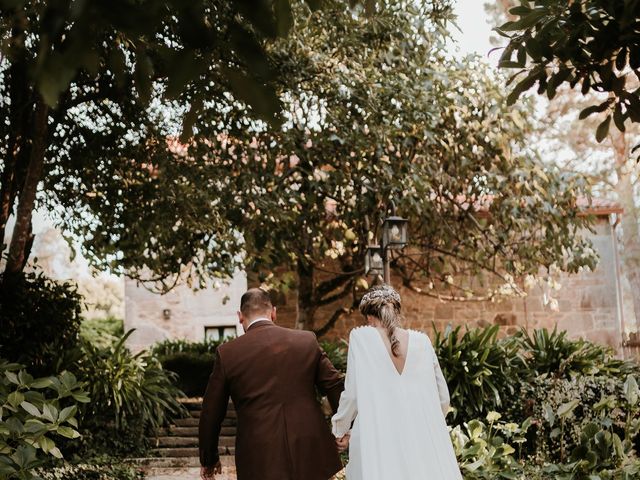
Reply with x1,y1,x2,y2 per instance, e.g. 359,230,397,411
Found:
240,288,273,317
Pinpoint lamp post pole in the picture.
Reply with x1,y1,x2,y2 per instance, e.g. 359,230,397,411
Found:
382,244,391,284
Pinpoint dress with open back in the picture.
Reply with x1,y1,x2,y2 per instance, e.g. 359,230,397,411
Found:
331,326,462,480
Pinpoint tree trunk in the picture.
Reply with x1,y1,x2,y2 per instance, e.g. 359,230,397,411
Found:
611,131,640,333
296,259,317,330
5,99,49,274
0,21,30,255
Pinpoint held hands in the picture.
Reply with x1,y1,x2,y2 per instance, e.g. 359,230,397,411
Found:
200,461,222,480
335,432,351,453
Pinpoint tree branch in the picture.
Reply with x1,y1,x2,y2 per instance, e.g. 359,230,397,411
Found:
313,307,351,338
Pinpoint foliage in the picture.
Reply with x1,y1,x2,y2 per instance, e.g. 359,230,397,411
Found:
70,331,186,457
0,0,404,284
0,271,83,375
515,327,638,380
151,338,223,357
434,325,524,423
36,460,144,480
157,353,215,398
200,0,596,333
451,412,531,479
79,317,124,349
538,375,640,478
151,338,224,396
0,360,89,480
496,0,640,142
76,331,185,430
320,340,349,374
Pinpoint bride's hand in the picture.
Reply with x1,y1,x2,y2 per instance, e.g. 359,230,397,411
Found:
335,433,351,452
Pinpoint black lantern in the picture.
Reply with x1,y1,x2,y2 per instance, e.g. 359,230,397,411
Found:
382,215,409,250
364,245,385,277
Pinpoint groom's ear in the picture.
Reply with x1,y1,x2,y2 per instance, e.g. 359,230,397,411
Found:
271,306,277,322
237,311,243,324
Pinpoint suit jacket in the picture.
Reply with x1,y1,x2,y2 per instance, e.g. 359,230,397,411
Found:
199,321,345,480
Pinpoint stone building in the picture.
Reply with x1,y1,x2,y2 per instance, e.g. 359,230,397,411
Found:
125,200,636,354
124,273,247,352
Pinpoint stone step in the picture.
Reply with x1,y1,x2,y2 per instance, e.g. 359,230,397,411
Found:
152,446,235,457
154,436,235,448
132,455,236,476
158,426,236,437
131,457,201,468
174,416,236,428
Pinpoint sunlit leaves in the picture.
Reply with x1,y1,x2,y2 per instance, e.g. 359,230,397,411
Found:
496,0,640,141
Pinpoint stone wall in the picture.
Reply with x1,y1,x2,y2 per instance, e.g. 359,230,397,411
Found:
124,217,631,355
273,219,629,352
124,273,247,351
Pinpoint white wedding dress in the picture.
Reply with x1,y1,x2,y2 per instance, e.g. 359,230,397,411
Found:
332,326,462,480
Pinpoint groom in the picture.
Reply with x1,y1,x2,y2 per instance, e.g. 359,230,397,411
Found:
199,287,344,480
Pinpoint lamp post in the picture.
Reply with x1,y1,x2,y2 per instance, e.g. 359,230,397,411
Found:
364,205,409,285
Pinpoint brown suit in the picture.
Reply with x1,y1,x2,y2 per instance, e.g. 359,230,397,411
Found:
199,321,344,480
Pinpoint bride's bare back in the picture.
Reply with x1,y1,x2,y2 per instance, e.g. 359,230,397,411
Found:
372,325,409,375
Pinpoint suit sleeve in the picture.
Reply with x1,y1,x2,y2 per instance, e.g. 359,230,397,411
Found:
199,351,229,468
313,336,345,413
331,331,357,438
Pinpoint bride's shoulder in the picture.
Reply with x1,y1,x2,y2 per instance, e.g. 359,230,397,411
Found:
407,329,434,345
349,325,374,339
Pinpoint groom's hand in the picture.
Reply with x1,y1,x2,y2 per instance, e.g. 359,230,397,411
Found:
200,461,222,480
336,433,350,453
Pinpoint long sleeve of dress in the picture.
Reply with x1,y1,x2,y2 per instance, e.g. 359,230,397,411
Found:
432,344,451,417
331,333,357,438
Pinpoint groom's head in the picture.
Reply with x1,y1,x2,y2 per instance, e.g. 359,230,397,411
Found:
238,288,276,331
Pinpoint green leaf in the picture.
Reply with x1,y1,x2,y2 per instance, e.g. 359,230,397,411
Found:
56,426,80,439
595,116,612,143
557,399,580,418
58,405,78,424
624,375,639,406
20,402,41,418
7,391,24,408
30,378,54,389
5,371,19,385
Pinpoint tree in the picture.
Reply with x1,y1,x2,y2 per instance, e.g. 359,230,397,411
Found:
0,0,346,281
193,1,596,334
488,0,640,340
494,0,640,142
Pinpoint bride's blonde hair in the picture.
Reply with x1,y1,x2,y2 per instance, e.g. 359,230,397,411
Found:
359,284,403,357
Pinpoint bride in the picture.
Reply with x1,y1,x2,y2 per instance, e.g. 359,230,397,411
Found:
331,284,462,480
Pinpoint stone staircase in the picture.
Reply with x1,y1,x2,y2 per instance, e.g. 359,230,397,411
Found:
134,398,237,479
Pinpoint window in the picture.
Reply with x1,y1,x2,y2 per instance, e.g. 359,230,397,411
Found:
205,326,237,342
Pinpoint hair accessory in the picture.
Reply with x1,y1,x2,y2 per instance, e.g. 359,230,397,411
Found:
360,284,401,306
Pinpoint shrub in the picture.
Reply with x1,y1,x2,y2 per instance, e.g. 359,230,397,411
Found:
512,373,640,464
0,271,83,375
80,316,124,349
36,461,144,480
152,338,225,397
71,331,186,457
151,337,222,357
0,360,89,480
450,412,531,479
515,327,638,380
433,324,525,423
159,352,215,397
320,340,348,374
538,375,640,478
